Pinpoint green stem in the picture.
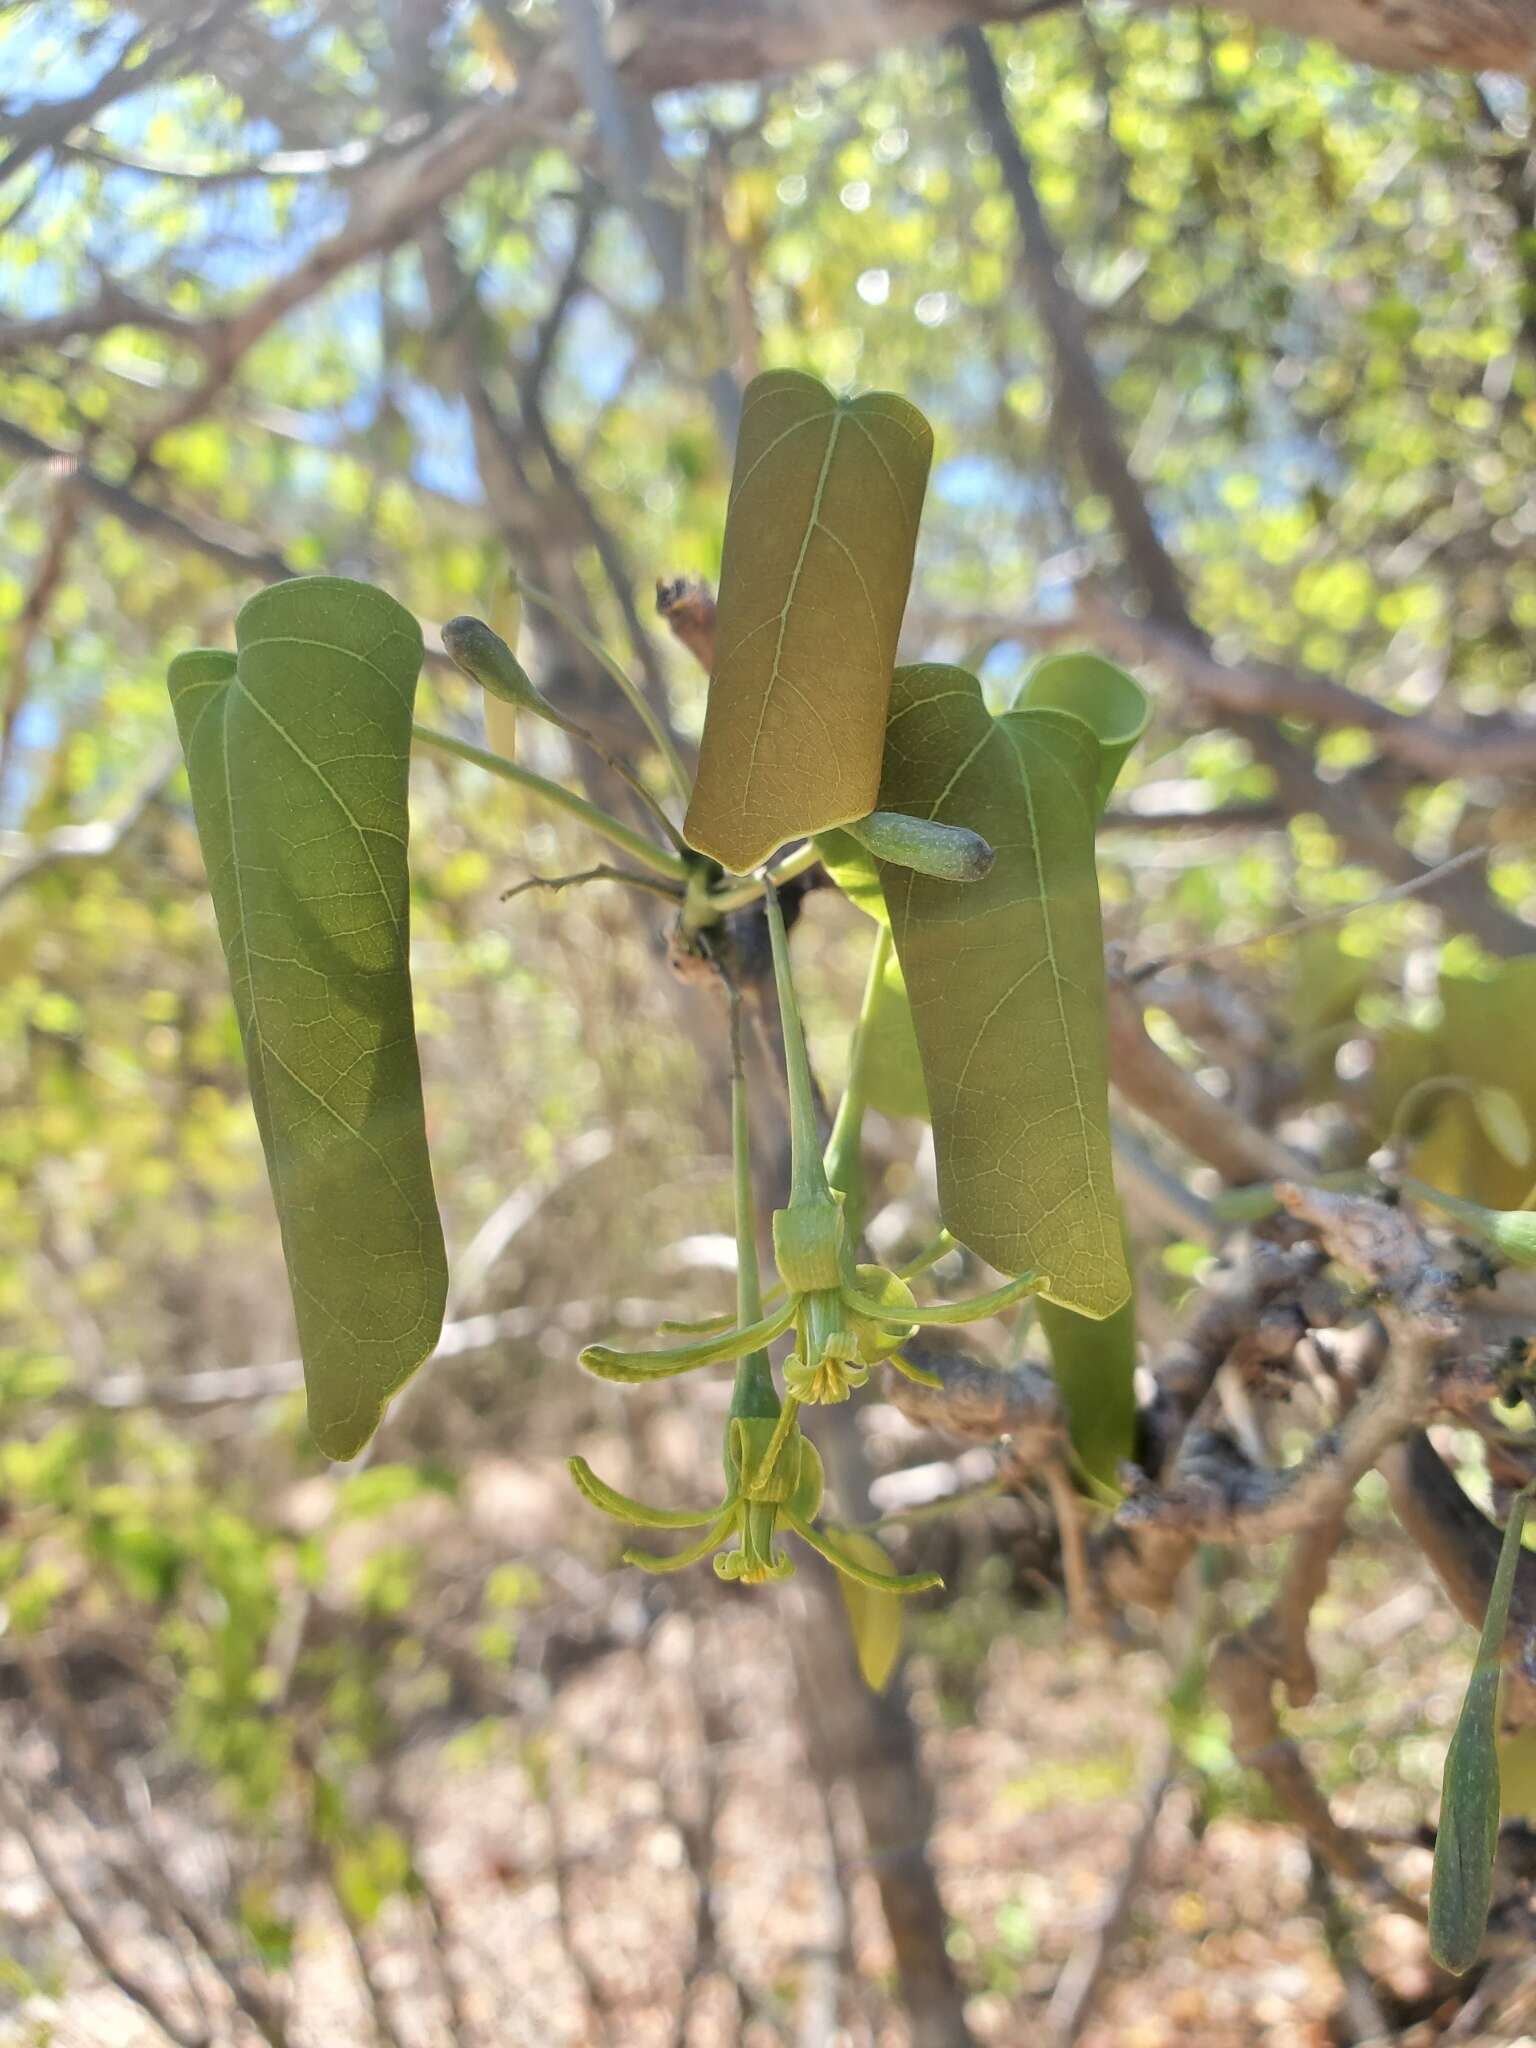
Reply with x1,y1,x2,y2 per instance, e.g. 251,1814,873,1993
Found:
785,1511,942,1594
762,878,831,1208
758,1390,802,1482
412,723,689,884
515,576,692,803
896,1232,955,1284
701,839,823,917
729,989,778,1420
824,922,890,1210
441,615,689,856
847,1473,1008,1535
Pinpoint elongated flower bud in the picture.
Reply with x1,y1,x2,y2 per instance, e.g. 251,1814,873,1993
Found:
846,808,995,882
442,614,546,712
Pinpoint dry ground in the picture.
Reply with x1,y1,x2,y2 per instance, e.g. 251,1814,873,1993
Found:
1,1444,1530,2048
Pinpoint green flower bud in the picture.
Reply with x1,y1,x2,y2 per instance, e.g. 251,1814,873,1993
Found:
441,615,547,712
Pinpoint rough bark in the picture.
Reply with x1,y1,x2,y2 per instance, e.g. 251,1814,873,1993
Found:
608,0,1536,84
1133,0,1536,73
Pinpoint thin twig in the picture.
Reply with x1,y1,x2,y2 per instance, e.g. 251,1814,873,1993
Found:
1130,845,1491,982
1046,1739,1176,2043
0,1766,209,2048
501,863,682,905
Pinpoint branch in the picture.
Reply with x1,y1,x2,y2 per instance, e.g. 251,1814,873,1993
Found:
1381,1432,1536,1723
1208,1618,1417,1907
1,477,81,792
1119,1187,1451,1556
1076,598,1536,786
0,4,244,185
0,1765,209,2047
0,417,294,579
1105,969,1311,1185
885,1340,1065,1469
0,745,180,907
1140,1241,1328,1455
0,278,214,356
956,25,1187,628
949,40,1533,956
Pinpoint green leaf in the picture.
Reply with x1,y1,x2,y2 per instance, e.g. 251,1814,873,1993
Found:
876,665,1129,1318
816,824,888,924
1038,1221,1137,1495
831,1529,908,1691
1430,1485,1532,1973
863,944,929,1120
1388,959,1536,1211
1014,652,1150,818
1474,1086,1533,1172
684,369,932,873
167,576,447,1460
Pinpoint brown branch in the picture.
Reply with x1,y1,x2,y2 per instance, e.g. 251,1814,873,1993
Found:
1381,1431,1536,1724
957,25,1187,628
1,478,81,793
1120,1189,1450,1563
0,1764,210,2048
1105,969,1311,1185
0,746,179,907
0,416,294,579
1157,0,1536,73
1208,1623,1417,1907
941,46,1533,955
0,280,215,356
1308,1857,1394,2046
885,1340,1065,1467
0,4,244,185
1142,1241,1328,1454
1077,599,1536,787
17,1654,290,2048
1100,797,1286,833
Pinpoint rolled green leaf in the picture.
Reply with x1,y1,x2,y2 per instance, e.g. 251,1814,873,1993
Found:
876,664,1129,1318
1430,1484,1533,1973
1038,1233,1138,1496
684,369,932,873
1013,667,1147,1465
1014,651,1150,819
168,577,447,1459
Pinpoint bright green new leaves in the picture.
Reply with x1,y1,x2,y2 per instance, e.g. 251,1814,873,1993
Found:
1430,1484,1533,1973
683,369,933,873
167,577,447,1460
876,664,1128,1318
